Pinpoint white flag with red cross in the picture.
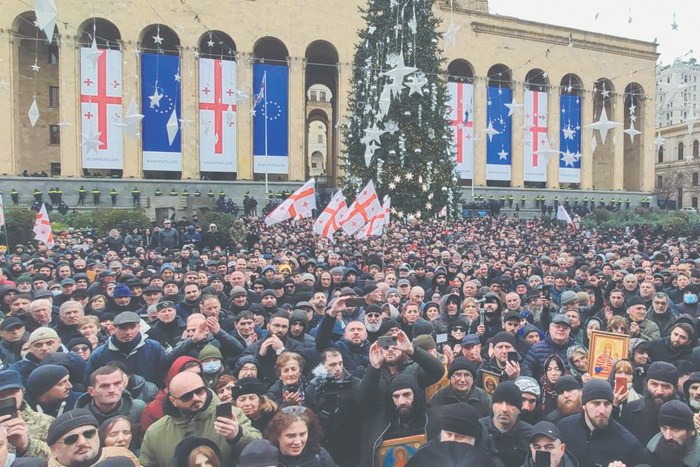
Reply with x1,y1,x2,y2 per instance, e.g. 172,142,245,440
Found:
438,205,447,217
0,195,5,228
265,179,316,226
357,196,391,240
199,58,237,173
447,82,474,179
80,47,123,169
523,89,549,182
340,181,382,236
314,191,347,239
33,204,54,249
557,204,577,234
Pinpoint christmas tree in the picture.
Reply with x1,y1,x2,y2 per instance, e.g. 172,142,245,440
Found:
341,0,461,219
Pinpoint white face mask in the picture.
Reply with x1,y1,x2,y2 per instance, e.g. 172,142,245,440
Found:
202,361,222,374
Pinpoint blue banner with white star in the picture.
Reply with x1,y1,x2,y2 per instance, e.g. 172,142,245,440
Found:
559,94,581,183
253,63,289,174
486,87,512,181
141,53,181,172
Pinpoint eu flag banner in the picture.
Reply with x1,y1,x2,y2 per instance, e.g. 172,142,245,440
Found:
559,94,582,183
486,87,512,181
141,53,181,172
253,64,289,174
523,90,548,182
446,82,474,180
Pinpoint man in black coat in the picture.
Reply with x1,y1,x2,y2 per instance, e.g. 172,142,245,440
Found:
619,361,679,447
648,322,694,364
558,379,651,467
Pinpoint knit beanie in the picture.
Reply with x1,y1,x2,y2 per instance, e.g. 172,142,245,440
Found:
658,400,694,431
27,364,69,398
448,357,477,379
430,404,482,441
413,335,436,352
647,361,679,387
582,379,614,405
515,376,541,397
67,337,93,351
198,344,222,362
47,409,99,446
554,375,581,394
561,291,578,306
112,283,132,298
379,319,401,336
491,331,516,348
492,381,522,408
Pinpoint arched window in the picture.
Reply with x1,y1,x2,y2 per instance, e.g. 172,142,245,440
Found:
658,147,664,163
679,142,685,161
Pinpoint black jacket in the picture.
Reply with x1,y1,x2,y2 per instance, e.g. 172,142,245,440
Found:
619,397,663,447
476,416,532,467
241,335,308,383
648,336,693,364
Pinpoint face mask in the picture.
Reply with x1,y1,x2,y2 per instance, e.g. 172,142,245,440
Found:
685,294,698,304
202,361,221,374
52,290,61,297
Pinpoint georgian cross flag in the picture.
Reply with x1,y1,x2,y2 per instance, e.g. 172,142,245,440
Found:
357,196,391,239
33,204,54,249
0,195,5,228
314,191,347,239
447,82,474,179
557,204,577,234
265,179,316,226
340,181,382,236
199,58,237,172
523,90,549,182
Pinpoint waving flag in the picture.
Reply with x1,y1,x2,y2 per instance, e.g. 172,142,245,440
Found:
80,47,123,169
0,195,5,228
438,205,447,217
199,58,237,172
314,191,347,239
559,94,582,183
523,90,548,182
141,53,181,172
253,64,289,174
33,204,54,249
341,181,382,236
357,197,391,240
486,87,512,181
447,82,474,179
557,204,576,234
265,179,316,226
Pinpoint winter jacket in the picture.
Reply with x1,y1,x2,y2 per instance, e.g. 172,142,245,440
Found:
139,389,261,467
103,235,124,251
519,449,579,467
75,390,146,435
630,318,661,342
648,336,693,365
30,390,81,417
13,402,53,459
157,228,180,249
314,314,369,379
557,412,650,467
10,352,41,385
428,383,492,418
147,317,186,350
432,294,466,333
523,334,576,381
48,446,138,467
477,416,533,467
619,397,661,447
124,233,142,252
649,309,678,337
128,374,159,404
166,331,244,367
241,335,309,384
647,430,700,467
86,335,166,385
277,447,339,467
0,339,23,365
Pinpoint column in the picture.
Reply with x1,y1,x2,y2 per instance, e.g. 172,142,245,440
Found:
287,57,305,181
580,91,593,189
121,40,141,178
58,35,80,177
331,64,345,186
236,53,253,180
473,79,486,186
0,32,17,175
641,96,654,192
547,87,560,189
180,47,198,180
612,92,624,190
511,82,524,187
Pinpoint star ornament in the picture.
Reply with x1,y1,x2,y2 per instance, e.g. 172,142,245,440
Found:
149,89,163,108
405,74,428,96
653,132,666,149
382,53,416,89
586,107,621,143
85,38,102,70
364,141,379,167
561,150,578,167
443,18,460,50
484,121,500,142
388,182,396,190
81,128,102,155
31,61,41,72
504,98,524,117
153,33,164,45
394,175,401,183
563,124,576,140
497,149,509,160
405,172,414,181
363,123,387,146
623,122,642,143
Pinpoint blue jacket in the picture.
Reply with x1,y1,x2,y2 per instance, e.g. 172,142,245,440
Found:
314,315,369,378
86,336,166,385
522,334,575,381
9,354,41,385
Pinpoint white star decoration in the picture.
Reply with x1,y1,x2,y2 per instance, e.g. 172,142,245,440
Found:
174,73,181,82
116,98,144,139
586,107,621,143
563,124,576,140
28,99,40,127
394,175,401,183
364,141,379,167
149,89,163,108
153,33,164,45
166,108,179,146
600,84,610,98
382,53,416,92
31,61,40,72
81,128,101,155
653,132,666,150
497,149,509,160
484,121,500,142
623,122,641,143
362,123,386,146
405,74,428,96
86,38,102,70
443,18,460,50
561,150,579,167
404,172,413,181
504,98,524,117
388,182,396,190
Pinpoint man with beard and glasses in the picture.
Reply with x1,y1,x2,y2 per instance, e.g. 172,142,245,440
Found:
559,379,650,467
364,304,383,343
683,372,700,413
647,400,700,467
620,361,679,446
515,376,544,425
545,376,582,423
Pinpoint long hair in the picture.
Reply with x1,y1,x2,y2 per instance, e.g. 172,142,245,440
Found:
187,446,222,467
263,408,324,453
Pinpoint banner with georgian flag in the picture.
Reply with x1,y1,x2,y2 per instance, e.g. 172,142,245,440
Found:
340,180,382,236
80,47,123,169
199,58,237,173
33,204,54,249
0,194,5,228
314,191,347,239
265,179,316,226
523,90,548,182
357,196,391,239
557,204,576,234
446,82,474,180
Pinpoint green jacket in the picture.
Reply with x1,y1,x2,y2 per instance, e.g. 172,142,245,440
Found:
632,319,661,342
16,402,53,459
648,431,700,467
140,391,261,467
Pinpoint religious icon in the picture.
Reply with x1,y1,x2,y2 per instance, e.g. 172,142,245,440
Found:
376,434,426,467
588,330,629,380
481,370,501,396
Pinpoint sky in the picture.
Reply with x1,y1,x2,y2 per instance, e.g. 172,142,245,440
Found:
488,0,696,66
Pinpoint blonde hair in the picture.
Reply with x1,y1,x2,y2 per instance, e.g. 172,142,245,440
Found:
78,315,100,328
275,352,304,376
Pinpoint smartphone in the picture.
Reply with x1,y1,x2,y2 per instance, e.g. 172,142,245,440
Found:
345,297,367,308
614,374,628,394
534,450,551,467
0,397,17,419
507,352,519,364
377,335,397,349
215,402,232,419
542,285,551,299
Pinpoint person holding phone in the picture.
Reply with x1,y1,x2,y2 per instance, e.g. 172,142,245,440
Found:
477,332,528,389
520,421,578,467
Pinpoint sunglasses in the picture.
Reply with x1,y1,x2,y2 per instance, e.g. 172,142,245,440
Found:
72,345,90,352
172,386,207,402
62,428,97,446
281,405,307,415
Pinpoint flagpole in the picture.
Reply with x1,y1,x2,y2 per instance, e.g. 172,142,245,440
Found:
263,71,269,195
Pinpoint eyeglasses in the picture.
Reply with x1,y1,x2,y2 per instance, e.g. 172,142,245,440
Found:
72,345,90,352
62,428,97,446
366,313,381,318
281,406,307,415
172,386,207,402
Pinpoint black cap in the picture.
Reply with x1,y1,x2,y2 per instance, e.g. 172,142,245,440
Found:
0,317,24,331
530,421,561,442
143,286,162,295
551,314,572,327
155,301,176,312
503,311,521,322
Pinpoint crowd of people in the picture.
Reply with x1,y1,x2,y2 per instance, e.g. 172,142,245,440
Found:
0,212,696,467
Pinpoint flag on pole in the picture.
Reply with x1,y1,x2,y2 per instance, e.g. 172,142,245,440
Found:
0,195,5,228
265,179,316,226
340,181,382,236
357,197,391,240
438,205,447,217
314,191,347,239
33,204,54,249
556,204,576,234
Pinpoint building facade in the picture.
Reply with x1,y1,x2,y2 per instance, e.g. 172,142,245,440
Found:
655,122,700,209
0,0,657,193
656,58,700,128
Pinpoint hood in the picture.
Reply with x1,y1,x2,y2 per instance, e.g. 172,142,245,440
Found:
232,354,261,375
172,437,222,467
289,309,309,331
438,293,463,317
431,267,448,288
165,356,202,387
483,291,503,316
519,323,545,341
386,374,426,418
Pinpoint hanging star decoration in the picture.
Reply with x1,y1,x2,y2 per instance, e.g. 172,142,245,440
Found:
671,12,678,30
586,107,621,143
600,84,610,98
81,128,101,155
563,124,576,140
85,37,102,70
361,123,386,146
388,182,396,190
149,88,163,108
627,8,633,24
535,139,561,163
484,121,500,142
364,141,379,167
385,77,403,99
166,108,179,146
425,202,432,210
654,132,666,150
404,172,414,181
35,0,58,44
405,74,428,96
443,17,460,50
659,72,688,106
382,53,416,93
31,60,40,72
686,109,698,136
560,150,579,167
591,135,598,152
377,87,392,119
504,97,524,117
174,73,181,82
116,98,143,139
623,122,641,143
393,175,401,183
152,30,164,45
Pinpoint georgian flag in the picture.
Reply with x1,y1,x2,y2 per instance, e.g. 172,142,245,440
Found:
556,204,576,234
314,191,347,239
33,204,54,249
357,197,391,240
438,205,447,217
340,181,382,236
265,179,316,226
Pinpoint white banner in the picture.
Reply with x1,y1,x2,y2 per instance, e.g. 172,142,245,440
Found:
523,90,548,182
80,47,123,169
199,58,237,173
446,82,474,179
